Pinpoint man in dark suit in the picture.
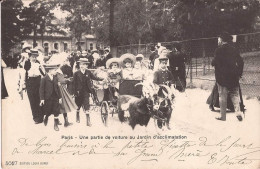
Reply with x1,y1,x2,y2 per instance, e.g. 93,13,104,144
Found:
149,46,158,69
73,58,103,126
212,32,244,121
167,44,187,92
40,64,62,131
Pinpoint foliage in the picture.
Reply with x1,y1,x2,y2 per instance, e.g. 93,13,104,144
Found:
1,0,24,57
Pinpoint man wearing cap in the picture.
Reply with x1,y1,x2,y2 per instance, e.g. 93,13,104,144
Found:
73,58,104,126
24,49,46,124
212,32,244,122
40,64,62,131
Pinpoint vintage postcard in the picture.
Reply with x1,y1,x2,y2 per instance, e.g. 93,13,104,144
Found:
1,0,260,169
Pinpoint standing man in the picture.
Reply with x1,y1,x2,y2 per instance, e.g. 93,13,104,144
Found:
104,48,113,61
149,46,158,69
212,32,244,121
73,58,103,126
96,50,106,68
167,44,187,92
24,49,45,124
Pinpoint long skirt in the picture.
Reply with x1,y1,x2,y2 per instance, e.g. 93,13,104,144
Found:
1,68,8,99
206,83,234,111
59,84,77,114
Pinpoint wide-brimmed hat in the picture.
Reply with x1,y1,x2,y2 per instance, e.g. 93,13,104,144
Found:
220,32,233,42
158,46,167,55
43,64,60,72
82,51,88,56
35,46,44,53
106,57,120,68
77,58,90,64
30,49,39,57
136,54,144,61
22,43,32,50
104,47,110,52
120,53,136,66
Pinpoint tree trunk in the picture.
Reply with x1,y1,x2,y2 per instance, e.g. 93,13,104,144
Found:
33,24,37,48
109,0,116,57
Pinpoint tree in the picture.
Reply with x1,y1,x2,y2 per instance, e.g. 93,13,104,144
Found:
1,0,24,57
19,0,65,48
54,0,94,50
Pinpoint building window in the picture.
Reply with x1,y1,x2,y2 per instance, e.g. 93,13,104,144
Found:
54,43,59,50
44,43,49,56
90,43,93,50
64,43,68,52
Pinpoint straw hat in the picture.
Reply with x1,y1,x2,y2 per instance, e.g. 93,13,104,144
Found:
22,43,32,50
43,64,60,72
77,58,90,64
30,49,39,57
82,51,88,56
120,53,136,66
106,57,120,68
158,46,167,55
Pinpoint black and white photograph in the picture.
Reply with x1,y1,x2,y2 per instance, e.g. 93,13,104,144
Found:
1,0,260,168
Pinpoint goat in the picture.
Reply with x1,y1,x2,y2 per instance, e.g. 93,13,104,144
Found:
117,95,153,129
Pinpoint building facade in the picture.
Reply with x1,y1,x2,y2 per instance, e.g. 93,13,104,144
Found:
23,34,72,56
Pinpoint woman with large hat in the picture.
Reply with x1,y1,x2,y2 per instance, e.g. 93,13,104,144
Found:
120,53,136,80
153,46,169,71
24,49,46,124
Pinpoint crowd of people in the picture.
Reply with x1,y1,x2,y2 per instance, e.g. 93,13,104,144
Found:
1,31,244,131
12,42,189,131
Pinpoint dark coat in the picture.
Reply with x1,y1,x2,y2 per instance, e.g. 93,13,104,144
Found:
212,43,244,88
153,69,174,86
96,58,106,67
39,75,61,101
73,69,103,96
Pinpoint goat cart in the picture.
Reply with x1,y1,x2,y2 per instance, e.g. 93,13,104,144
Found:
92,79,143,126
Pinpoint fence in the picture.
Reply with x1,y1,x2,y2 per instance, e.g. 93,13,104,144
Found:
116,32,260,97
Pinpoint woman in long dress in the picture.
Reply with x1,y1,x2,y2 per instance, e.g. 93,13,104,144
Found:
56,64,77,127
1,59,8,99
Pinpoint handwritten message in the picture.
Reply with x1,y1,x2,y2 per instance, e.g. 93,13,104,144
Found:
10,135,260,167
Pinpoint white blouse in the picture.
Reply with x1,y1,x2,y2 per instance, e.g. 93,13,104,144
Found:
27,62,44,77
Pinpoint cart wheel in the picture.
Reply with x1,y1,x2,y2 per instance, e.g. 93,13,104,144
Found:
101,101,108,126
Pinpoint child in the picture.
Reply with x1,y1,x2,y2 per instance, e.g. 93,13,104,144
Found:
153,55,174,130
104,58,122,102
120,53,136,80
73,58,103,126
153,55,174,86
40,64,62,131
